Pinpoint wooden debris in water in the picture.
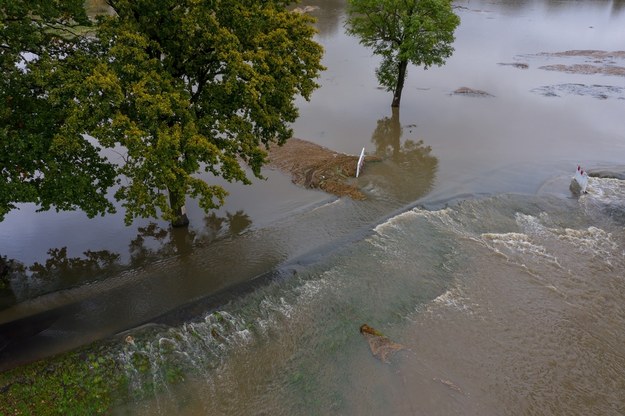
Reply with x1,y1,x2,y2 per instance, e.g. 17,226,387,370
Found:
359,324,407,363
453,87,494,97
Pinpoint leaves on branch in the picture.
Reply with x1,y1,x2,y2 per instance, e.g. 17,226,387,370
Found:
1,0,324,224
345,0,459,106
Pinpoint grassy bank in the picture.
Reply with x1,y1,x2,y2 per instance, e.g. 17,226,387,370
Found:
0,343,127,415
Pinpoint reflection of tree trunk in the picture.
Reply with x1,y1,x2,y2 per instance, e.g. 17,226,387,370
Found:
168,189,189,227
371,107,402,160
392,60,408,108
0,256,9,278
0,255,16,310
390,107,401,160
170,226,193,255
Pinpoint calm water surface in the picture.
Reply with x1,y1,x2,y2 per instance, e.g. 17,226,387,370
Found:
2,0,625,414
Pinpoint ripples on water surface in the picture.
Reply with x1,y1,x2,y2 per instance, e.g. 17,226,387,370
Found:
115,177,625,415
1,0,625,413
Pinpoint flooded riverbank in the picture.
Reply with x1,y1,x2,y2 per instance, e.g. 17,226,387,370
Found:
2,0,625,413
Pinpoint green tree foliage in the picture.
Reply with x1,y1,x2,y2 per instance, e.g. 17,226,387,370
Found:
346,0,459,107
1,0,324,226
1,0,117,221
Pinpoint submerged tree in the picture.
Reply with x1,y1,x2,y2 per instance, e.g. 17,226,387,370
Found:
346,0,460,107
1,0,324,226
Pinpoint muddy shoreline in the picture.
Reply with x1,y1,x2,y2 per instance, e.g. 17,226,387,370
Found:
266,138,380,200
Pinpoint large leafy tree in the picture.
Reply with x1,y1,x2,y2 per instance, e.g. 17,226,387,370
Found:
346,0,459,107
0,0,117,221
1,0,324,226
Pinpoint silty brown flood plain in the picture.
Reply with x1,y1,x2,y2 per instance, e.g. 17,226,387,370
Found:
1,0,625,414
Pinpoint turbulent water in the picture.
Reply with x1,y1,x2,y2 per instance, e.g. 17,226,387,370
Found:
114,177,625,415
2,0,625,414
112,0,625,413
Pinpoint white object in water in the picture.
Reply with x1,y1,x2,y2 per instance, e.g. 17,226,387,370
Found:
356,147,365,178
572,165,589,193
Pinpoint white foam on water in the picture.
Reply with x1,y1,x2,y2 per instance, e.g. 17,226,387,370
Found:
480,231,562,269
585,177,625,203
515,212,550,236
555,227,620,264
429,286,475,315
294,273,335,303
374,206,476,247
116,266,342,387
515,210,621,267
579,177,625,222
117,308,255,383
260,297,294,320
372,209,425,235
410,206,455,226
309,197,343,213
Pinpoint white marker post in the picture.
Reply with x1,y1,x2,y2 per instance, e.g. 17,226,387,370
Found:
570,165,589,195
574,165,589,193
356,147,365,178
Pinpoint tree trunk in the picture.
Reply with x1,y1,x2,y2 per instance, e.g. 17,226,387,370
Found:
390,106,401,160
391,60,408,108
168,189,189,227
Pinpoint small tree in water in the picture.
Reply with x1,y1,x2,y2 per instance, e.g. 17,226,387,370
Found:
346,0,460,108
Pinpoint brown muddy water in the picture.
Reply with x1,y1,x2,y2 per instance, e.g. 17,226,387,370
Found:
2,0,625,414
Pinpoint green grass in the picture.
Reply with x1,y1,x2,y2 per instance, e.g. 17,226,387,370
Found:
0,344,127,415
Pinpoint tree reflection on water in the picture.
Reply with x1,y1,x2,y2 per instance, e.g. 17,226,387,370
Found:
0,211,252,307
366,108,438,203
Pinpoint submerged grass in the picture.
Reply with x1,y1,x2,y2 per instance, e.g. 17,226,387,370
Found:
0,343,128,415
0,310,237,414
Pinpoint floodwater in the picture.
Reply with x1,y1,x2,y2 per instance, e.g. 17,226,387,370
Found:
2,0,625,414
